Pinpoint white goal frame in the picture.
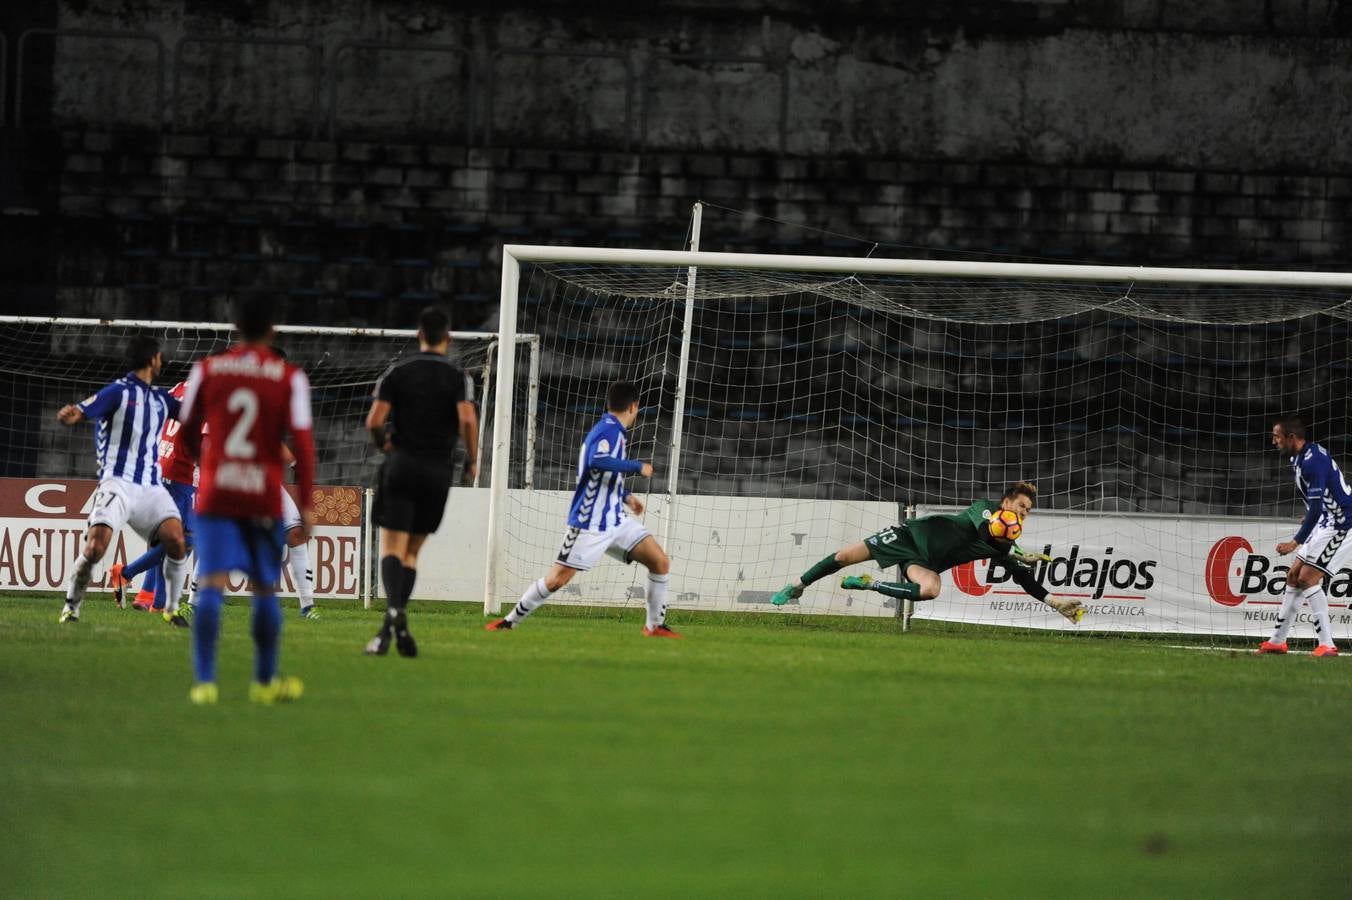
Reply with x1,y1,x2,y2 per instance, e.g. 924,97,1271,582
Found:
485,245,1352,615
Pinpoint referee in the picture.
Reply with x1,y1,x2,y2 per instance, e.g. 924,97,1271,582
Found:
364,306,479,657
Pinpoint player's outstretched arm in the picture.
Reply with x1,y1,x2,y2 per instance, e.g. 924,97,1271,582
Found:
1282,461,1326,554
589,455,647,476
1009,543,1051,564
993,555,1084,623
60,382,123,426
1045,595,1086,623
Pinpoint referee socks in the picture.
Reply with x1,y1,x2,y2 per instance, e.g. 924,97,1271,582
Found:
380,555,403,621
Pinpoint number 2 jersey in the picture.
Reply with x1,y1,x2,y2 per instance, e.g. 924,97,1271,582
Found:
178,345,315,520
1290,441,1352,543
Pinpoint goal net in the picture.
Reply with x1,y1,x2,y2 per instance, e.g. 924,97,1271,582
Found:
0,317,509,484
0,317,534,599
485,247,1352,639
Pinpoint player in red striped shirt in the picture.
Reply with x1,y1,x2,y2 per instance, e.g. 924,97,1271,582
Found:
178,297,316,705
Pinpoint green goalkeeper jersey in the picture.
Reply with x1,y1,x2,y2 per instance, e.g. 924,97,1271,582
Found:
862,499,1049,600
905,499,1007,573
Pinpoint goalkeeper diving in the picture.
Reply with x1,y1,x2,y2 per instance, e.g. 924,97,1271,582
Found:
771,481,1086,623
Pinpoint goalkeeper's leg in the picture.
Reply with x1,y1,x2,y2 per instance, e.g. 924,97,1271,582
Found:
841,564,939,602
772,542,872,606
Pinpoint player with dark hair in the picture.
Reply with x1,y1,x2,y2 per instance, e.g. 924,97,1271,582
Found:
364,306,479,657
1258,416,1350,656
55,334,191,625
179,296,316,704
109,379,197,619
486,380,679,636
770,481,1085,623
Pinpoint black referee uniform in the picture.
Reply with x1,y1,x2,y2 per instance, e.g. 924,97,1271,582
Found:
371,352,475,535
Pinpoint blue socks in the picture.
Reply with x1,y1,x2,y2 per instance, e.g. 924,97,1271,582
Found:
124,545,165,580
192,586,223,683
192,590,286,686
251,594,282,684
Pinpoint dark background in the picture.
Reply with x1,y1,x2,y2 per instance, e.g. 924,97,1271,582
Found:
4,0,1352,327
1,0,1348,512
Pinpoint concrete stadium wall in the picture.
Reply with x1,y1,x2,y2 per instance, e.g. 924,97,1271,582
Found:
37,128,1352,324
43,0,1352,170
5,1,1352,322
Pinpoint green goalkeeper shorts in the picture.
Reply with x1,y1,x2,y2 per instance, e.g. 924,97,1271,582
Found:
864,524,930,572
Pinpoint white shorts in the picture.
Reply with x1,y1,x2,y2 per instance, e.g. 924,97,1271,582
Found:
1297,523,1352,575
88,479,181,544
282,489,303,532
555,517,650,572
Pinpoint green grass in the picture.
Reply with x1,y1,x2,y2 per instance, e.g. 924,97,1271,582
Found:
2,594,1350,898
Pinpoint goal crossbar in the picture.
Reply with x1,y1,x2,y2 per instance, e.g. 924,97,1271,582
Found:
0,315,526,342
502,244,1352,288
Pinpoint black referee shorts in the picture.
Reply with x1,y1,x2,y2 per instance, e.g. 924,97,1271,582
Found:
371,451,454,536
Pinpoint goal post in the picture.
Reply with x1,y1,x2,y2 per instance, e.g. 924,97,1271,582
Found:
487,244,1352,638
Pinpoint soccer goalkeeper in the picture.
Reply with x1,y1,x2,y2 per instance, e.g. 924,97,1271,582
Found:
770,481,1085,623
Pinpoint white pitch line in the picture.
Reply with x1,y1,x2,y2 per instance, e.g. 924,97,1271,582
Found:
1164,644,1345,658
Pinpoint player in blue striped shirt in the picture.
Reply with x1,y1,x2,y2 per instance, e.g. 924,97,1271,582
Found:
486,381,679,636
55,335,192,625
1258,416,1352,656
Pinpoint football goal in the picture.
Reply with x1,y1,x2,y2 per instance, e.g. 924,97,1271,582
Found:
0,316,539,603
485,245,1352,638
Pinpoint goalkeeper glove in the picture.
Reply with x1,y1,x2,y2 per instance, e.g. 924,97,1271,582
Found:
1011,543,1052,564
1047,595,1085,624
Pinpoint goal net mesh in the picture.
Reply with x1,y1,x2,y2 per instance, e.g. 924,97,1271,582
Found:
491,261,1352,637
0,319,492,489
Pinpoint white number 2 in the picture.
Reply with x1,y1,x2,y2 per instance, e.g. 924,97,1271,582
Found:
224,388,259,459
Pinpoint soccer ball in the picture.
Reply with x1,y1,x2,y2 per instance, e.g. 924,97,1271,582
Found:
987,509,1022,542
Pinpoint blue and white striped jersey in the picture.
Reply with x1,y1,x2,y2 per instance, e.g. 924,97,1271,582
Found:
76,374,181,486
567,412,643,532
1291,441,1352,543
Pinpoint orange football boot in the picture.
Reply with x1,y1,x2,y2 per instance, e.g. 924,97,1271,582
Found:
108,563,129,609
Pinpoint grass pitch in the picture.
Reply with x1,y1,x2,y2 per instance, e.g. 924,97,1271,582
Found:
2,594,1350,898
